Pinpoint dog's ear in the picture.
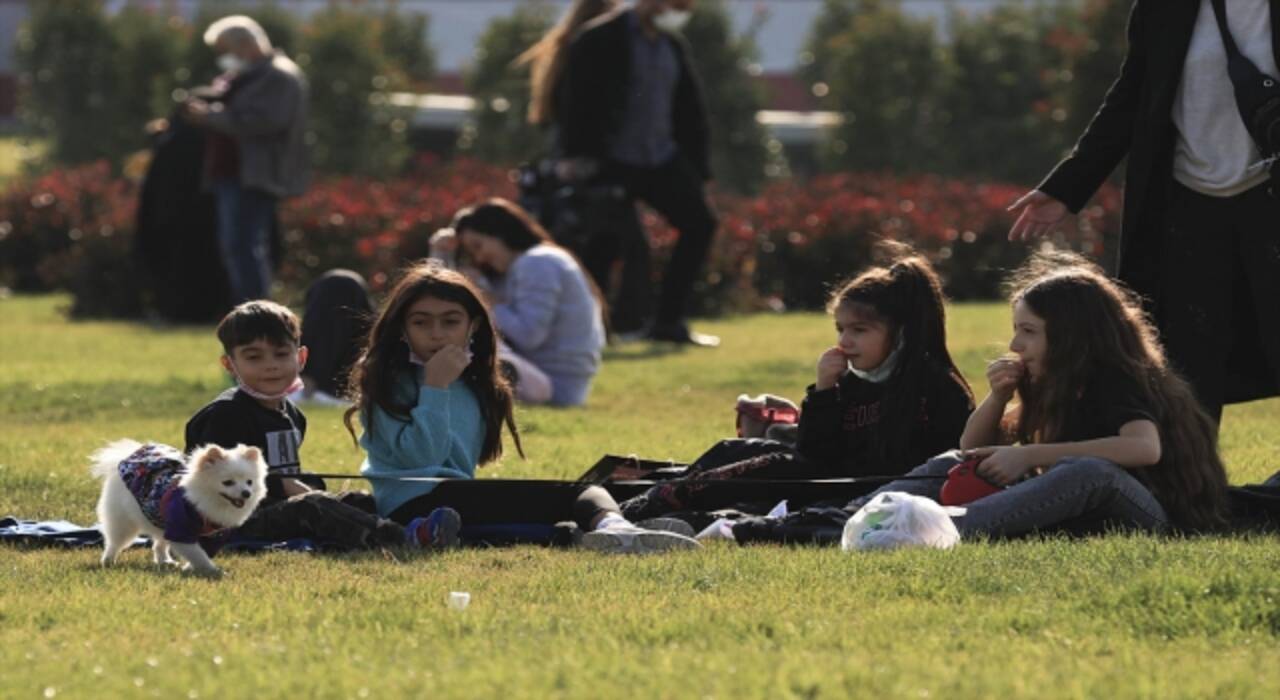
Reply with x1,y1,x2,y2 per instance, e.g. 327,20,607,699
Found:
195,445,226,468
240,446,263,463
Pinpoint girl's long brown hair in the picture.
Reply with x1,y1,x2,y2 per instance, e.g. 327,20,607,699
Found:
514,0,618,125
343,261,523,465
1007,252,1228,532
828,243,973,470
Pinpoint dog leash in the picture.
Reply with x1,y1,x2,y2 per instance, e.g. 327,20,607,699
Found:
268,472,946,486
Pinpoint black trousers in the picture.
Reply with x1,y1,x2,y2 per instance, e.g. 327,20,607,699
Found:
236,491,404,550
387,482,621,531
300,269,373,397
1160,181,1280,422
603,154,719,326
570,193,653,332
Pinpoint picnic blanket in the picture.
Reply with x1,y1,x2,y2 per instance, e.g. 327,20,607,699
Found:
0,516,321,552
0,516,581,552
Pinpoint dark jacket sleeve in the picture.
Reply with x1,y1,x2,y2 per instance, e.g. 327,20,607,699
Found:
561,20,619,161
671,37,713,181
1037,0,1146,212
796,382,845,466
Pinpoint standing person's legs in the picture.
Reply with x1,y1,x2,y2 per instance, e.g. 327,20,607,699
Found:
214,181,275,303
611,204,654,334
1157,184,1235,423
954,458,1170,538
628,156,718,337
300,269,374,398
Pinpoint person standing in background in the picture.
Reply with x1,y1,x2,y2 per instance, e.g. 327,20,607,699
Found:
561,0,721,347
1007,0,1280,424
184,15,310,305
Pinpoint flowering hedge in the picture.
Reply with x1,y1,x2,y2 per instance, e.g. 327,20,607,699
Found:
0,160,1120,318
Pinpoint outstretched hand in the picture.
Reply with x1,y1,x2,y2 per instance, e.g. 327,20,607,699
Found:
1007,190,1069,241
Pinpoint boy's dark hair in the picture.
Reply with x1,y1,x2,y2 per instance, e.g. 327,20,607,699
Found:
216,300,302,354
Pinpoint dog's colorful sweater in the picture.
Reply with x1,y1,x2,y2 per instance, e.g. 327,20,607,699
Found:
117,443,231,553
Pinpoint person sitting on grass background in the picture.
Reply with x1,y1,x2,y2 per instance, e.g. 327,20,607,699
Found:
429,198,607,407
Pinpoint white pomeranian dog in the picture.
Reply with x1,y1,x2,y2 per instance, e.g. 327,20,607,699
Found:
89,439,267,577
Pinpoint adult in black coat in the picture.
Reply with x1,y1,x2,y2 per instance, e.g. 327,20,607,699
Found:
560,0,720,346
134,111,229,323
1008,0,1280,424
133,108,284,323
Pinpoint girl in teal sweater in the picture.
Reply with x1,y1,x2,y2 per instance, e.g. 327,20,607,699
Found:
343,262,698,553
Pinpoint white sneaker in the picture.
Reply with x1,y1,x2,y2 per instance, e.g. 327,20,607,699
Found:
581,524,702,554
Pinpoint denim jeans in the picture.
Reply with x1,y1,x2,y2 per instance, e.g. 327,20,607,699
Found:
846,450,1170,539
214,180,276,303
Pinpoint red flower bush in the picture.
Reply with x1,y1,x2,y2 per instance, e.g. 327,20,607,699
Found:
1,160,1119,318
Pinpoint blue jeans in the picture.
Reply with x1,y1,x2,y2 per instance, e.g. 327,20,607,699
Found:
214,180,276,303
847,451,1170,539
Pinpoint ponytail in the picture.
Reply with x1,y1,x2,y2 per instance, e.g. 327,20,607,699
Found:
830,246,972,470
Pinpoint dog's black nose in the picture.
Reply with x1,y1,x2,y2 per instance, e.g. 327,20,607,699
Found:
240,490,252,499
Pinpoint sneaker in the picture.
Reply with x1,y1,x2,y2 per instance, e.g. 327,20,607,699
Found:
580,524,702,554
647,322,720,348
405,507,462,549
634,517,696,538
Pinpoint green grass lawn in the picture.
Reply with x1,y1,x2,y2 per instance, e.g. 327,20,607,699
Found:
2,294,1278,699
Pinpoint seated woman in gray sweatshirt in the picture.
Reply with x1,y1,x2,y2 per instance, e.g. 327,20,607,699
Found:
434,198,607,406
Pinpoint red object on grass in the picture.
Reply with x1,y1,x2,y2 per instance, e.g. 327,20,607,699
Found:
734,403,799,438
939,459,1003,506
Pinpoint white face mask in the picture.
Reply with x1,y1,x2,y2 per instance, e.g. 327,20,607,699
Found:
228,357,305,402
217,54,247,74
652,8,692,33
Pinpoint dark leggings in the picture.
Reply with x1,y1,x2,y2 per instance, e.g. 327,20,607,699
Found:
621,440,826,520
388,482,621,531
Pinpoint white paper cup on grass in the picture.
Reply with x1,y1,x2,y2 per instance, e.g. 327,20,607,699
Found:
448,591,471,610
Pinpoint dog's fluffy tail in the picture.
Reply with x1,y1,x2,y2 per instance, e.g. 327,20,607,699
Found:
88,439,144,480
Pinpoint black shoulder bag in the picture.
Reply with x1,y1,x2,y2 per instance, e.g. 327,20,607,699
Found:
1210,0,1280,193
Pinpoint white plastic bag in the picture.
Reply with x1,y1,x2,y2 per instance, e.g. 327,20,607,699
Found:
841,491,964,551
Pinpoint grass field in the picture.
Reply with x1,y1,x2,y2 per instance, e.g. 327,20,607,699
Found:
2,294,1278,699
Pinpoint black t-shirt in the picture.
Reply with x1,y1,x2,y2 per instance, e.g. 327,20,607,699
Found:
796,363,974,477
1054,370,1157,444
184,388,312,502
